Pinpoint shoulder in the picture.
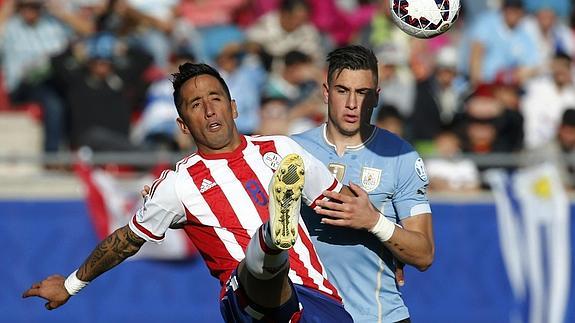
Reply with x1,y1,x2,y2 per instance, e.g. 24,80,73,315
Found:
291,126,323,146
372,128,415,155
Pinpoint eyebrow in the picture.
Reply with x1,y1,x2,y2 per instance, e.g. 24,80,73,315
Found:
186,91,224,105
334,85,374,93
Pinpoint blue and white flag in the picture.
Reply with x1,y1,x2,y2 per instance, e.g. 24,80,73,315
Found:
486,164,571,323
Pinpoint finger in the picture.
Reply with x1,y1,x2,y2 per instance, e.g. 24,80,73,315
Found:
396,267,405,286
45,302,54,311
314,207,346,219
321,218,349,227
144,185,151,194
315,199,347,211
322,190,351,203
348,182,367,197
22,288,41,298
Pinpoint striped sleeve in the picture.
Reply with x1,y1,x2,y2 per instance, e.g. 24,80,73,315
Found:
129,170,186,243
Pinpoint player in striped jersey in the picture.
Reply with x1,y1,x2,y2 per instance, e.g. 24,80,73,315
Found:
23,63,353,322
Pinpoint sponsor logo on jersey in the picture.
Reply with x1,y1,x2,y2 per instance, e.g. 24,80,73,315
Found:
263,152,281,171
199,178,217,193
415,158,428,181
361,167,382,192
328,163,346,182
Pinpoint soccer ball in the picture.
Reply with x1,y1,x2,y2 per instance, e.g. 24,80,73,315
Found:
390,0,461,39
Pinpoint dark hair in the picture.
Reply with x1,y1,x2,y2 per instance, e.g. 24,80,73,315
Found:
376,104,403,123
172,63,231,117
326,45,379,86
284,50,312,67
280,0,309,13
562,108,575,126
554,51,573,63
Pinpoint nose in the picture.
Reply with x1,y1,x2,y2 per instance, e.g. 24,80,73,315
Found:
204,100,216,118
346,92,358,110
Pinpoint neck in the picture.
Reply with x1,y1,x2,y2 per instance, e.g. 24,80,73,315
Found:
326,123,374,156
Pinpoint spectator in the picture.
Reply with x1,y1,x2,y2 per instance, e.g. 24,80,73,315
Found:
208,26,267,135
256,96,290,135
410,46,467,145
524,108,575,189
308,0,377,46
458,83,523,155
51,32,152,151
246,0,324,66
374,104,404,137
131,50,196,151
371,44,414,122
356,0,411,57
0,0,92,153
264,50,323,134
523,6,575,72
521,52,575,149
425,129,481,192
465,0,541,85
524,0,571,20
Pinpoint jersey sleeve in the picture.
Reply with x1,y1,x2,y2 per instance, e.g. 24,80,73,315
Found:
393,142,432,220
129,170,186,243
283,137,342,207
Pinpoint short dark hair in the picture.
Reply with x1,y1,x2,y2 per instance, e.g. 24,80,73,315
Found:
284,50,312,67
172,63,231,117
562,108,575,126
376,104,403,123
280,0,309,13
326,45,379,86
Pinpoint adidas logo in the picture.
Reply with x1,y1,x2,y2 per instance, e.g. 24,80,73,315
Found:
199,178,217,193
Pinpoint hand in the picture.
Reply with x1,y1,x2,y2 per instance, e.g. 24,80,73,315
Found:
141,185,151,198
314,182,379,230
395,260,405,287
22,275,71,310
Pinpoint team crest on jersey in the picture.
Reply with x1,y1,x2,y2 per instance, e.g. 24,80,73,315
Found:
328,163,346,182
263,152,281,170
415,158,428,181
360,167,382,192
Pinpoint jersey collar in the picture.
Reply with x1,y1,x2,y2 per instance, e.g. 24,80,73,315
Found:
321,124,378,153
197,135,248,160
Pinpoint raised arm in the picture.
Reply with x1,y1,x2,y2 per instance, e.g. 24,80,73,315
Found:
314,183,434,271
22,225,145,310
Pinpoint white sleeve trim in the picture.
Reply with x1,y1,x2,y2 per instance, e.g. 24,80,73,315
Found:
410,204,432,216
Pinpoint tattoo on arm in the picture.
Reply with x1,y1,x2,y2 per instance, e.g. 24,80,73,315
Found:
77,226,145,281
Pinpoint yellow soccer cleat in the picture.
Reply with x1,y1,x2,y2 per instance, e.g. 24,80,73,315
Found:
269,153,305,250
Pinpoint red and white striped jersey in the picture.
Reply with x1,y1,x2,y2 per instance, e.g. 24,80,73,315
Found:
129,135,343,301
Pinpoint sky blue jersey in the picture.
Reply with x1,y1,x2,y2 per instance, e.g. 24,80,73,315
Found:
292,124,431,323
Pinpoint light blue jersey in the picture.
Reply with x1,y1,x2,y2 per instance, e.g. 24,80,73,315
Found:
293,125,431,323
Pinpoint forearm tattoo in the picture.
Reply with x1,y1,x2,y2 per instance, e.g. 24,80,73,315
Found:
77,226,145,281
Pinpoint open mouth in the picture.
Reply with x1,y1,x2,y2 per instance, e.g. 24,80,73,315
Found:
208,121,222,131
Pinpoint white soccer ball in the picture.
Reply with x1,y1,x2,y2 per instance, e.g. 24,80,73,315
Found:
390,0,461,39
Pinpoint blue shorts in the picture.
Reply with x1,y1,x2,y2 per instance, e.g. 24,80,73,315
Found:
220,271,353,322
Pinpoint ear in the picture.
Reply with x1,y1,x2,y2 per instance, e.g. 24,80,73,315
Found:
176,117,190,134
322,83,329,104
231,99,238,119
373,87,381,107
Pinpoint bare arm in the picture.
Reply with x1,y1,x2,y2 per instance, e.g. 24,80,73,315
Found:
314,183,434,271
76,225,145,281
22,225,145,310
46,0,97,36
469,41,484,86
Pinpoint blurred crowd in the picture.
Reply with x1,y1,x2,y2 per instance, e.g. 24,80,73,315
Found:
0,0,574,192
